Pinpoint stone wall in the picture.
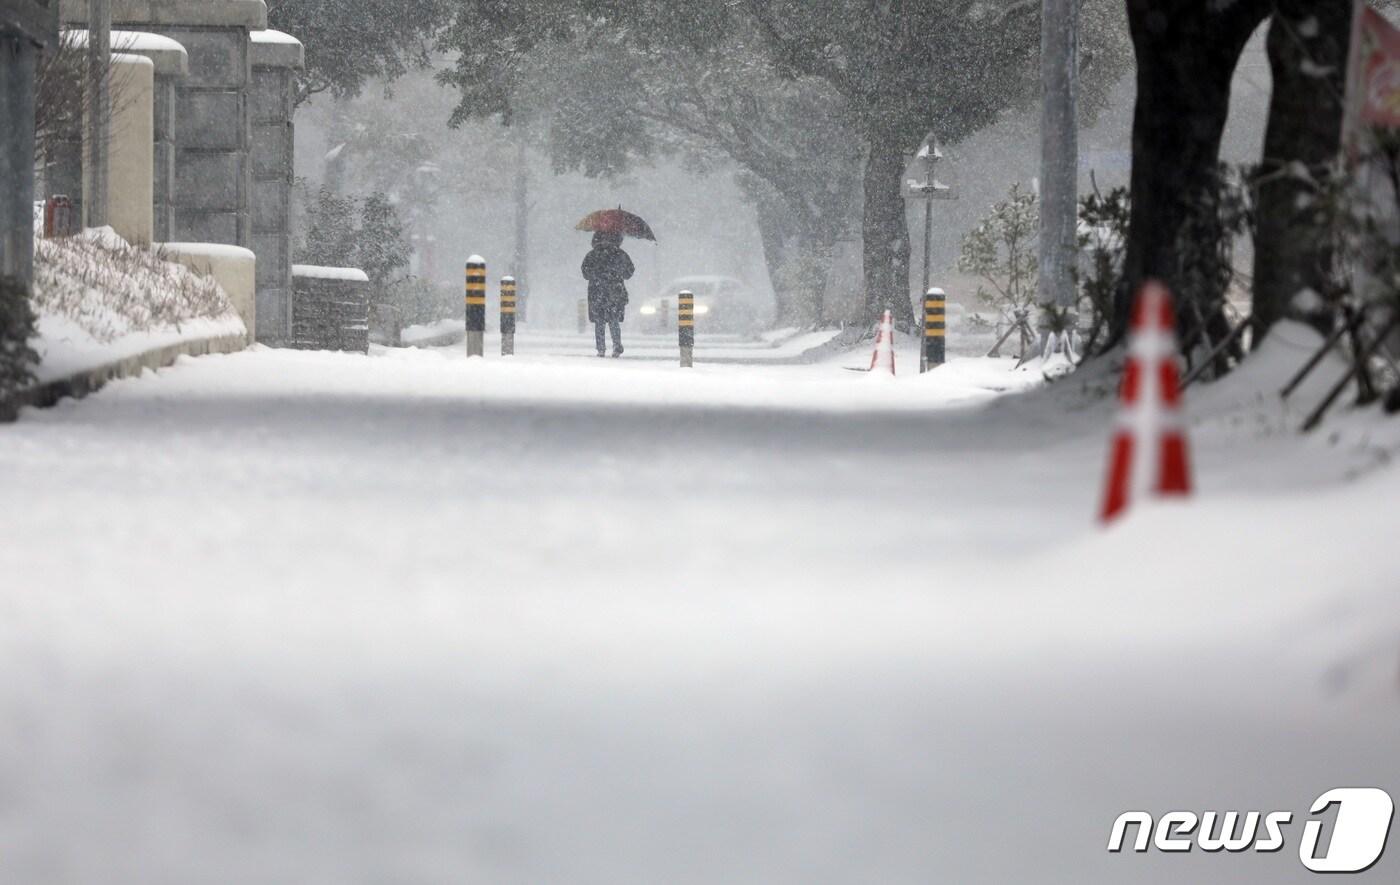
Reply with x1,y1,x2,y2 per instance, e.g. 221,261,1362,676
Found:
249,29,300,343
56,29,186,239
61,0,267,248
291,265,369,353
162,242,257,342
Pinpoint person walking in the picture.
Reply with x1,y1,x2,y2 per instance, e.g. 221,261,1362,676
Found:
581,231,634,357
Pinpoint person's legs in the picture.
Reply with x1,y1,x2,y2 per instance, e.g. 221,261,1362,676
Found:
594,321,606,356
609,320,623,355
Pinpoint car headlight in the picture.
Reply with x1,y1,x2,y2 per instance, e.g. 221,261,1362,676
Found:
640,305,657,316
694,304,711,315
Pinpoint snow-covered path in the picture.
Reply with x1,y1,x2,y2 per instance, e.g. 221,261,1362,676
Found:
1,329,1398,884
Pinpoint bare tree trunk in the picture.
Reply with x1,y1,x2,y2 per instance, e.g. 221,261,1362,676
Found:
752,191,795,325
861,133,915,330
806,238,834,328
1119,0,1271,340
1252,0,1353,335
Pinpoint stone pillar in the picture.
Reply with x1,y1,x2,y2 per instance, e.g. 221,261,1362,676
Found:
102,51,151,244
61,0,267,247
249,28,300,344
51,29,186,237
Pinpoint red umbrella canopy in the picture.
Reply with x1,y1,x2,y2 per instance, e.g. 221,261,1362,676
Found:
575,207,657,242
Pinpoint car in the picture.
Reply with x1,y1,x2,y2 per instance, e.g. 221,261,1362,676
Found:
634,276,767,335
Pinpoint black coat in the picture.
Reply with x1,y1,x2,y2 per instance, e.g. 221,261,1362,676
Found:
582,245,635,323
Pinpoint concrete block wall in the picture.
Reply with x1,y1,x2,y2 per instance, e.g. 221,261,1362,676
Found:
161,241,256,342
165,25,251,245
61,0,267,249
249,29,300,343
291,266,369,353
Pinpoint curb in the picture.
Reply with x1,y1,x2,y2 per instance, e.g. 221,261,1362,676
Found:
402,330,465,349
1,332,248,421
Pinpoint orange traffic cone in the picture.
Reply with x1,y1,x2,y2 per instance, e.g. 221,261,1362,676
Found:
869,309,896,376
1100,281,1192,523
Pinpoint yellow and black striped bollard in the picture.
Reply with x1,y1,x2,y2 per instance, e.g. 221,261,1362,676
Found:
500,275,517,356
465,256,487,357
678,289,695,368
922,287,946,371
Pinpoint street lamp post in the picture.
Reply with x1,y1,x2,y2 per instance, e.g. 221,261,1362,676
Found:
904,133,956,327
905,134,957,373
906,135,956,292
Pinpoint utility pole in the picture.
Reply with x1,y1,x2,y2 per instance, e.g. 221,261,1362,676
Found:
511,138,529,321
84,0,110,227
2,0,56,286
1038,0,1079,352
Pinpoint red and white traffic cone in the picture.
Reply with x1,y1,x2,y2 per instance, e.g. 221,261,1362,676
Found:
869,309,896,376
1100,281,1192,523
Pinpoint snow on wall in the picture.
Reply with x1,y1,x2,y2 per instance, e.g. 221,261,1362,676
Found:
162,242,257,262
292,264,370,283
64,29,189,57
250,28,301,46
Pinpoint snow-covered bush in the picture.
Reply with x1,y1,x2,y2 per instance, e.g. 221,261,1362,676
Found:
32,229,233,343
1077,184,1130,355
1300,130,1400,411
385,276,458,327
0,277,38,401
1171,164,1253,357
298,185,410,292
1310,133,1400,314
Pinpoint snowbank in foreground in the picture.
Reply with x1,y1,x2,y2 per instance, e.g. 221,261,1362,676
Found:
0,325,1395,883
29,228,245,383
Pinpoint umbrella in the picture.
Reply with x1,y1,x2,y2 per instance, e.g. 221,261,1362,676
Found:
575,207,657,242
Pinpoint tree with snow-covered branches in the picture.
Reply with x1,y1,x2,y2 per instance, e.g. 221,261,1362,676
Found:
958,184,1039,326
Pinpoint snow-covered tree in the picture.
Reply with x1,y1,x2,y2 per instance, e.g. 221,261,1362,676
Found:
299,186,358,268
1120,0,1271,344
299,187,411,295
438,7,864,326
739,0,1130,329
958,184,1039,325
356,193,412,293
438,0,1130,330
265,0,449,106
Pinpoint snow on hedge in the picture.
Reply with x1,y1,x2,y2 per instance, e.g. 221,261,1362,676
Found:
29,228,245,383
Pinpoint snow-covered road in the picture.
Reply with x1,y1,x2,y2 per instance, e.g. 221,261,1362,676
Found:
1,326,1397,883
